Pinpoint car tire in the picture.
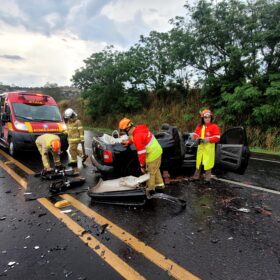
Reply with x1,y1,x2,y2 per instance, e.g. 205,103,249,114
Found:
8,138,17,156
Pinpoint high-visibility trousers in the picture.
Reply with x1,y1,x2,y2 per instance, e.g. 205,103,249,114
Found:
69,142,84,163
146,156,164,191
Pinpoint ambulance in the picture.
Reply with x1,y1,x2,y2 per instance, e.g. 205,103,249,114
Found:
0,91,68,155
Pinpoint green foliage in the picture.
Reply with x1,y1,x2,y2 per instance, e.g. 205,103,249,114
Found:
71,0,279,149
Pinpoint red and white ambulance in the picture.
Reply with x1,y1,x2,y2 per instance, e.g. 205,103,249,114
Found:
0,91,68,155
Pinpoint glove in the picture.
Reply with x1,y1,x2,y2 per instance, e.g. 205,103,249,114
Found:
203,138,210,143
141,167,146,174
194,138,203,145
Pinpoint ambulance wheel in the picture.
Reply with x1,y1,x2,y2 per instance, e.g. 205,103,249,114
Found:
8,138,17,156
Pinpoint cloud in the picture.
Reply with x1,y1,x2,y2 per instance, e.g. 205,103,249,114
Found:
0,54,24,60
0,22,106,86
0,0,188,86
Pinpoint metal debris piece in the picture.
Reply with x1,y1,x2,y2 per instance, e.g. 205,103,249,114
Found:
38,213,47,218
100,224,109,234
64,270,73,278
2,251,7,254
60,209,72,214
254,206,272,216
34,246,40,250
227,206,250,213
8,261,16,267
0,216,6,221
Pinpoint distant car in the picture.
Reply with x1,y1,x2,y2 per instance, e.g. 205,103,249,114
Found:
90,124,250,179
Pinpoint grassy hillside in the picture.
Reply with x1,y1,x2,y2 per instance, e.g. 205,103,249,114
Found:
58,92,280,154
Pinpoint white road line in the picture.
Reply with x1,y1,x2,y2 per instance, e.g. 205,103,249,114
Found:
216,177,280,196
250,157,280,164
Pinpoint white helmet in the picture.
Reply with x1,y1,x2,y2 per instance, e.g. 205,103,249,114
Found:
64,108,77,119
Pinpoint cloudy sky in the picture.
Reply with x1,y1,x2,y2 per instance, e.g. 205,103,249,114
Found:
0,0,186,87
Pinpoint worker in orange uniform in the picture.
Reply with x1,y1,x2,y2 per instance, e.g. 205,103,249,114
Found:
119,118,164,194
35,133,61,171
192,109,220,181
64,108,88,168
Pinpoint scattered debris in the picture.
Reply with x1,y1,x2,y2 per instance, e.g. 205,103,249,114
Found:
34,246,40,250
60,209,72,214
227,206,250,213
25,235,31,239
38,213,47,218
5,190,11,194
100,224,109,234
0,216,6,221
211,238,220,244
49,245,67,251
54,200,71,209
2,251,7,254
63,270,73,278
254,206,272,216
228,237,233,240
7,261,16,267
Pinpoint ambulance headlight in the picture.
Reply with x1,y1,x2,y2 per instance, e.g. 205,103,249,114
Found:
14,121,28,131
62,123,67,131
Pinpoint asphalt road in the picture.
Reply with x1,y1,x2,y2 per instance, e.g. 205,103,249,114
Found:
0,130,279,280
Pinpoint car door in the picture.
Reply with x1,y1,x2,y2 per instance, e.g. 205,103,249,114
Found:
215,127,250,174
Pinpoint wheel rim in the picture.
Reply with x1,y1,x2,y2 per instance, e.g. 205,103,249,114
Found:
9,141,14,155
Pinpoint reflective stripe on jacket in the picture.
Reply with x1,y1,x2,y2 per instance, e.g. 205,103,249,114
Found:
66,119,84,144
193,123,220,170
132,124,162,167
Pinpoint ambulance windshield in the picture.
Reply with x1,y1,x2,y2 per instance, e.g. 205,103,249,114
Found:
13,103,62,122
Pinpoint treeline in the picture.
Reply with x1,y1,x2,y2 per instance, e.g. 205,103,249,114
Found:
0,83,80,102
72,0,280,148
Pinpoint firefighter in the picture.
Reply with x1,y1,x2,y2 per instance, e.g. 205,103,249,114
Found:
119,118,164,194
64,108,88,168
35,133,61,171
192,109,221,181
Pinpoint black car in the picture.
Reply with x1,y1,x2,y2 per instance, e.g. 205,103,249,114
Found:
90,124,250,179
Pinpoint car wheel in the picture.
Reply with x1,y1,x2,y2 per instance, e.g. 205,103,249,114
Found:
9,138,16,156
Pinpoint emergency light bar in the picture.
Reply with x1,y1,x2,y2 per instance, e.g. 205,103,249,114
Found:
18,93,49,103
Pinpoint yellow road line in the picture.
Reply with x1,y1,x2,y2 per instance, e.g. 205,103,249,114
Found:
0,149,34,175
38,198,146,280
0,152,200,280
61,194,200,280
0,159,27,189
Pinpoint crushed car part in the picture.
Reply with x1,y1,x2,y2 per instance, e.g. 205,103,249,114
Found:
88,174,186,208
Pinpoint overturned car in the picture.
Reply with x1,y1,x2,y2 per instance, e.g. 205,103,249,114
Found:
90,124,250,179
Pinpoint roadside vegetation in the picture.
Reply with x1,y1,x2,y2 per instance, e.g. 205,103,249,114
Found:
70,0,280,152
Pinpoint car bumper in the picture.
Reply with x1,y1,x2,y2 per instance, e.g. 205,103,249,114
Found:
90,153,115,176
10,131,68,151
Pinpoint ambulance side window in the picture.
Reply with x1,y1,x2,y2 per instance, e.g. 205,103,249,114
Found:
5,103,11,114
0,97,4,112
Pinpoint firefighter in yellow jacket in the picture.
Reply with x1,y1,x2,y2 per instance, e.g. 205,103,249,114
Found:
35,134,61,171
64,108,87,167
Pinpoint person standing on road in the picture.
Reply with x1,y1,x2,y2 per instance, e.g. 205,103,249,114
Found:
119,118,164,194
35,133,61,171
192,109,220,182
64,108,88,168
